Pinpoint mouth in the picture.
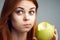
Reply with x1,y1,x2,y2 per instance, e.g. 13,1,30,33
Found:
23,24,31,28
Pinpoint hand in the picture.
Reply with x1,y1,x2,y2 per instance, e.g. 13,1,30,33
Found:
51,28,58,40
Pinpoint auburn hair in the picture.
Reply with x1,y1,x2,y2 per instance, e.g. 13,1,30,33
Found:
0,0,38,40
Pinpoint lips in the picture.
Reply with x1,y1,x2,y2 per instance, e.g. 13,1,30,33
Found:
23,24,31,28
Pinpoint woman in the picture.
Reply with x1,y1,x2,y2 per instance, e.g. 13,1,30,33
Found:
0,0,58,40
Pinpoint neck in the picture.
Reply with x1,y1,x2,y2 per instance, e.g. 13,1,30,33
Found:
11,29,27,40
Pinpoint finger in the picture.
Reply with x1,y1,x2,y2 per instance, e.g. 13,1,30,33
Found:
53,29,58,40
51,30,56,40
54,29,57,34
51,34,56,40
51,25,57,35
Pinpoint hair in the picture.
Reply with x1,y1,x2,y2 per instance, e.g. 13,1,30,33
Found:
0,0,38,40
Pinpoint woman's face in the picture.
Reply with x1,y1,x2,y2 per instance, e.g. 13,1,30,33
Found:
11,1,36,32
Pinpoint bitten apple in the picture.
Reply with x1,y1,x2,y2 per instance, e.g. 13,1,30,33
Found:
35,22,54,40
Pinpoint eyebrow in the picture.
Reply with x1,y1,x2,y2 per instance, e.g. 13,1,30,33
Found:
15,7,36,10
15,7,24,10
30,7,36,10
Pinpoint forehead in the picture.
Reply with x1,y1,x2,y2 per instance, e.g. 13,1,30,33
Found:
15,1,36,9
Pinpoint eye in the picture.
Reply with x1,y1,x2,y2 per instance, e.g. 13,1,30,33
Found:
15,10,24,15
29,11,35,15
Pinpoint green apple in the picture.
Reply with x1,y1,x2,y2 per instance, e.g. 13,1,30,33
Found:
35,22,54,40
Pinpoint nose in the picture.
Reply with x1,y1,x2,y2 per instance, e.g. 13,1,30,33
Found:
23,12,29,21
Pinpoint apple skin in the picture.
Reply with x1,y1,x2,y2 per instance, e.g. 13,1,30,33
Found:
35,22,54,40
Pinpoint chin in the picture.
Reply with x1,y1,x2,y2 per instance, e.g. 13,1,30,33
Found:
23,28,31,32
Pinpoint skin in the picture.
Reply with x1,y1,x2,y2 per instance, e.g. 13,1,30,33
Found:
51,28,58,40
9,0,58,40
10,1,36,40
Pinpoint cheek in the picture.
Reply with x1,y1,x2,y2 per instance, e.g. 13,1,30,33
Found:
11,14,22,27
30,15,36,25
11,16,24,31
31,14,36,21
11,16,23,26
11,13,23,23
